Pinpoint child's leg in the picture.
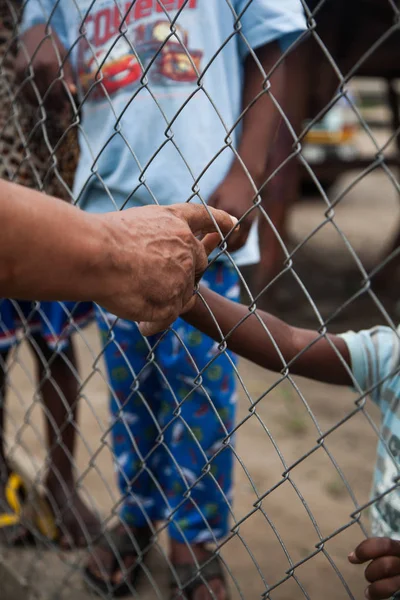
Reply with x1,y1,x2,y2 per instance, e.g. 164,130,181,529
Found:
85,313,161,588
158,262,239,600
31,335,100,548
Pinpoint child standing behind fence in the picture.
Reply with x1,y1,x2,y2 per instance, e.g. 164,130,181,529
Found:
19,2,305,598
0,0,99,548
140,285,400,600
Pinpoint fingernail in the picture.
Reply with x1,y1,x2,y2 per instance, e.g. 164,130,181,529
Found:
229,215,239,227
365,587,370,599
348,552,355,561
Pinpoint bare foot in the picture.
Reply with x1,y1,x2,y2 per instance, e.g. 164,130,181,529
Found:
45,476,101,549
170,541,228,600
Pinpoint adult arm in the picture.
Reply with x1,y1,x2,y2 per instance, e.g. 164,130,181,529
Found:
0,179,236,322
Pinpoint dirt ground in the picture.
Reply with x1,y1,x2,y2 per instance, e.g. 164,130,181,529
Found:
1,165,399,600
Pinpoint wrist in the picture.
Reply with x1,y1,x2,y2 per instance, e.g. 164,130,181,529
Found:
228,157,265,189
183,293,205,326
82,213,134,307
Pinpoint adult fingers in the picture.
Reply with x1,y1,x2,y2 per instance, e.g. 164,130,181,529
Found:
193,237,210,280
171,203,238,237
200,233,221,259
366,575,400,600
349,539,400,564
365,556,400,583
139,239,202,336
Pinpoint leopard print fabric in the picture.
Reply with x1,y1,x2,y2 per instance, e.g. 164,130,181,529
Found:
0,0,79,200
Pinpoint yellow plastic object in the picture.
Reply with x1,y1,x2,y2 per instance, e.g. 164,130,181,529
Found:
0,471,58,542
34,495,58,541
0,472,26,528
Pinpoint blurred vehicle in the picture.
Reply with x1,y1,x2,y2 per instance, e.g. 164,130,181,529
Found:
301,95,360,194
136,21,203,84
80,42,142,97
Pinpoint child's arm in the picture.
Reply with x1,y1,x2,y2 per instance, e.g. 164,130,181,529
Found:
184,286,352,386
16,23,74,110
208,41,285,251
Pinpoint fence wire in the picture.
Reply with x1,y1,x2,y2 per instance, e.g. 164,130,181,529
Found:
0,0,399,599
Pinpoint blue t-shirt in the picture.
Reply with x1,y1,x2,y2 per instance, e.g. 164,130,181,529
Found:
340,327,400,539
22,0,306,265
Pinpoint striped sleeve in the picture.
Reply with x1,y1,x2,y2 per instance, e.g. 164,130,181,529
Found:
339,326,400,407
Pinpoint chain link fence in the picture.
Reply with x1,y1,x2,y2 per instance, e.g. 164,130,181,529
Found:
0,0,399,599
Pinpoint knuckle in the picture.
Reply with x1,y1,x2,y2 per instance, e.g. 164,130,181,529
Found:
166,205,181,220
160,305,178,323
196,251,208,272
181,252,195,274
195,253,208,275
180,226,194,242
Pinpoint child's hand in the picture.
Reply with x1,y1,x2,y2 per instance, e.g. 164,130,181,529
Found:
208,169,257,252
349,537,400,599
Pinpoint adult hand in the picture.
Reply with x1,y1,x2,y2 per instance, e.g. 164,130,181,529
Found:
16,24,75,110
349,537,400,599
208,167,258,252
96,203,238,324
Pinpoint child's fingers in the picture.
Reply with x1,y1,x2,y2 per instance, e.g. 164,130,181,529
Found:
364,556,400,583
348,551,363,565
349,538,400,564
365,574,400,600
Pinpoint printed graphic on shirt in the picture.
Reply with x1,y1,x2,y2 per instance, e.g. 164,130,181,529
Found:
373,433,400,538
78,2,202,99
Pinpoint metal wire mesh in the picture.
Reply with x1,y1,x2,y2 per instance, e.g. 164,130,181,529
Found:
0,0,399,599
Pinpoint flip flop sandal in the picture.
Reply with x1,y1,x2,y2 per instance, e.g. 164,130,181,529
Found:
84,525,152,598
170,551,229,600
0,470,58,546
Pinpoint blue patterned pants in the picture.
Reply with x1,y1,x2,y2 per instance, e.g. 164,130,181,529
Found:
97,263,239,544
